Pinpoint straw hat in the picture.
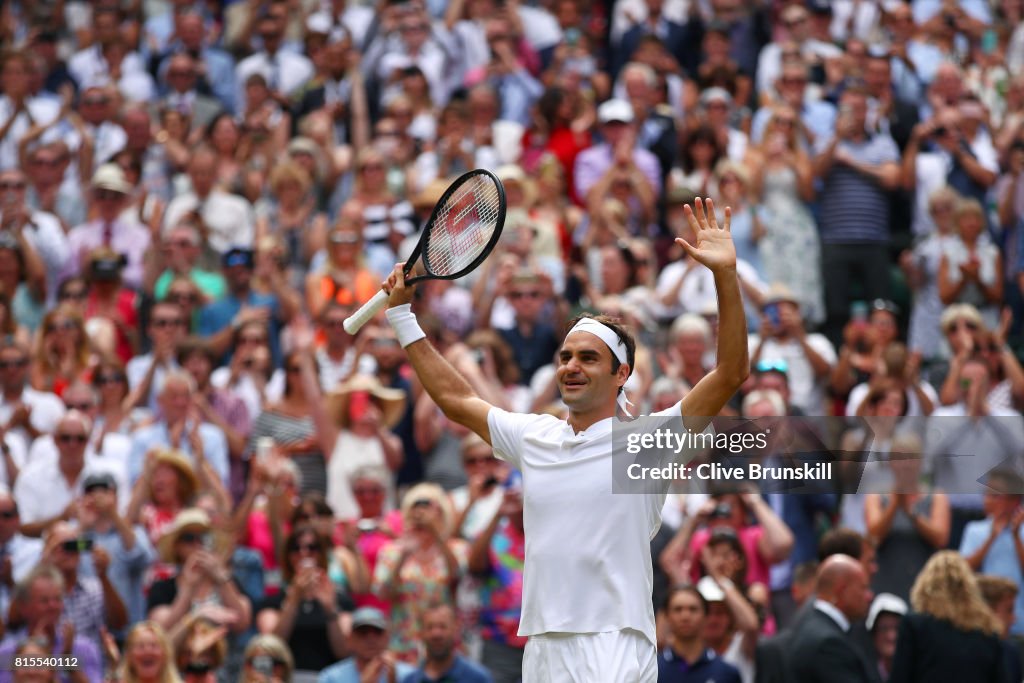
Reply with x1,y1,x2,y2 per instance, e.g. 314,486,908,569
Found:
157,508,211,563
149,448,200,503
329,374,407,429
91,164,132,194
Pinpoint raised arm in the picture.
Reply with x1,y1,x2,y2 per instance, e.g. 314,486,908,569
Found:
678,199,750,432
382,266,494,443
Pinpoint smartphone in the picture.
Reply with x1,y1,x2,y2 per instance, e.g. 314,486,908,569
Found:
764,302,781,328
850,300,869,325
349,391,371,422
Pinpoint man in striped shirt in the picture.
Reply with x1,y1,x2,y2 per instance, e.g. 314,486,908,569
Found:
813,85,901,346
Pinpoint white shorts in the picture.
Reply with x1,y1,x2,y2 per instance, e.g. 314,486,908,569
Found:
522,629,658,683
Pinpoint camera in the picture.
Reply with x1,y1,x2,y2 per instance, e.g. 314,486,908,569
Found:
932,126,948,138
709,503,733,520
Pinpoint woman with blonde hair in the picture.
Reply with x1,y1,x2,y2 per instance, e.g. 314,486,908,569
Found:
240,634,294,683
888,550,1007,682
937,198,1003,329
118,622,183,683
304,215,379,319
372,483,468,662
257,161,328,289
30,303,92,396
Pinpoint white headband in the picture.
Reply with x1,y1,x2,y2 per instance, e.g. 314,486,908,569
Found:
566,318,635,416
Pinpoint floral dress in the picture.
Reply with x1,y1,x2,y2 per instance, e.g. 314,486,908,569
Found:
372,538,469,662
758,165,825,325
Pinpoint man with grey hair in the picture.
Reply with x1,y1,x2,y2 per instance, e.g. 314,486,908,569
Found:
23,382,131,513
15,410,94,537
128,370,230,488
0,564,103,683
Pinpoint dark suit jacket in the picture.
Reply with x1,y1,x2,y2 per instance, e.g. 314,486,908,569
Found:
888,612,1009,683
789,608,875,683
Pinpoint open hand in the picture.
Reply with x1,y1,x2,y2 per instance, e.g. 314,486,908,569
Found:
676,198,736,273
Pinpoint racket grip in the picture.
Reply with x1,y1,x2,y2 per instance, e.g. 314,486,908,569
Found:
343,289,390,334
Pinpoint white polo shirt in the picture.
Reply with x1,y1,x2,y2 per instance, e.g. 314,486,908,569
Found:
487,405,678,646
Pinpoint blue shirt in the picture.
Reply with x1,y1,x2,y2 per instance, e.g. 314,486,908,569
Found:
318,658,417,683
198,291,283,366
401,656,493,683
80,524,155,626
657,646,742,683
128,421,230,488
960,518,1024,636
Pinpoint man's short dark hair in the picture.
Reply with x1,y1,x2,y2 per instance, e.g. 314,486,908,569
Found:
566,314,637,388
818,528,868,562
663,584,708,613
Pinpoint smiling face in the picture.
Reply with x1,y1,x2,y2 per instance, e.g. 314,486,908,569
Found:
556,332,628,416
128,627,168,681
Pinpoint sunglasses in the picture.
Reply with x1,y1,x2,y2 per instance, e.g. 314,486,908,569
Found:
0,181,26,191
0,359,28,369
289,542,319,553
948,320,978,332
177,531,208,544
64,402,93,412
168,292,199,303
56,433,88,444
509,291,542,300
59,290,88,301
96,373,126,384
183,662,212,676
0,509,17,519
60,538,93,553
152,318,184,328
755,359,789,375
286,366,302,373
46,320,77,333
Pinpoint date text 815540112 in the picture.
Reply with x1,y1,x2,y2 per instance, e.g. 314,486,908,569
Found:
12,657,80,670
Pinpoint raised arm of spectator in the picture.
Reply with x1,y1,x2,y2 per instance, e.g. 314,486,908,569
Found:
383,265,496,443
348,60,371,153
659,503,708,585
93,547,129,631
13,227,46,303
743,492,795,563
902,122,931,190
679,200,750,431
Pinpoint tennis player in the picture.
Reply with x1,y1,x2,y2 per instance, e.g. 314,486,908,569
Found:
380,197,749,682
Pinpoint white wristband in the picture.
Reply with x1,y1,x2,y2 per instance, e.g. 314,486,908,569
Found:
385,304,426,348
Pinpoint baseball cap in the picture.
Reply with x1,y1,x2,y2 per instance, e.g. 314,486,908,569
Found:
222,248,254,268
83,471,117,492
866,593,907,631
696,576,726,602
351,607,388,631
597,99,634,124
700,87,733,106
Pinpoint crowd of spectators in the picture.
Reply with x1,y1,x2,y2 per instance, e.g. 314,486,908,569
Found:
3,0,1024,681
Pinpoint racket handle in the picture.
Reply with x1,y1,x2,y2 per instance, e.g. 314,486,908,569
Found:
343,289,389,334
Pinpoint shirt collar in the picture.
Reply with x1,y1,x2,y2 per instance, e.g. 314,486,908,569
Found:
814,599,850,632
561,416,614,445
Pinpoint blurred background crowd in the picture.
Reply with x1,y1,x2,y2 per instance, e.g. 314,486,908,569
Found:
2,0,1024,680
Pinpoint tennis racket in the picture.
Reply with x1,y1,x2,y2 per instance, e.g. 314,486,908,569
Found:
344,169,507,334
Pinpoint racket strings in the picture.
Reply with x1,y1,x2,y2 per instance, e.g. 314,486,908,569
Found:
427,176,502,276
